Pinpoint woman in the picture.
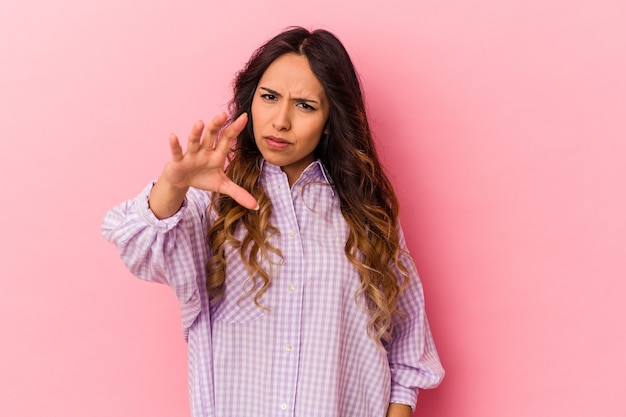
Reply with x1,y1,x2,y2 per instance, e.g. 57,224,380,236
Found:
102,27,444,417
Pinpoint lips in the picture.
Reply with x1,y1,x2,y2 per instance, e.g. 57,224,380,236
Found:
264,135,290,150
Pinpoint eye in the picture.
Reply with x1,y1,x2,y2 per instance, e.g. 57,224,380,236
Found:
296,102,316,111
260,93,277,102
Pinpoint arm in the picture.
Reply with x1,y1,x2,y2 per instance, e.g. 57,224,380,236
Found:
101,183,212,339
386,403,413,417
101,112,257,338
103,112,256,283
386,224,445,409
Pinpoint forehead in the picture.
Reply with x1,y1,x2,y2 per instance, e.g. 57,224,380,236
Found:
258,53,325,98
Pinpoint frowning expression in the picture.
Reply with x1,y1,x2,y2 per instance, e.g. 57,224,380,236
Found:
251,53,330,185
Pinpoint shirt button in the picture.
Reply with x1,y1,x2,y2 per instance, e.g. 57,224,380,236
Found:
288,231,296,238
280,402,287,410
285,344,293,351
288,285,295,292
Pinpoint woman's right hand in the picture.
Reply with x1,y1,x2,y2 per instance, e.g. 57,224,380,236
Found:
148,112,258,219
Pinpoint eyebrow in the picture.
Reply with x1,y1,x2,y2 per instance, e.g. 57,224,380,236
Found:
259,87,319,104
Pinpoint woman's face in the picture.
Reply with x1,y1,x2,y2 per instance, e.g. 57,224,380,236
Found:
251,53,329,185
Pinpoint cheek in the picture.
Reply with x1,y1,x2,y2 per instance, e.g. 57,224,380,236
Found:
251,107,270,135
307,118,327,141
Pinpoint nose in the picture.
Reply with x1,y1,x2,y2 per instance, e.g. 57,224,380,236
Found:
272,102,291,131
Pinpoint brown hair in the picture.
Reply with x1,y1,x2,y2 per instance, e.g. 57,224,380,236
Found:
207,27,409,344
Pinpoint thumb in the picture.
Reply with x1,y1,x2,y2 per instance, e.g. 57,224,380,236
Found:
219,179,259,210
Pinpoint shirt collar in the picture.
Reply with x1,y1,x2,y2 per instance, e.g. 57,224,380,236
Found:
259,159,335,194
261,159,333,185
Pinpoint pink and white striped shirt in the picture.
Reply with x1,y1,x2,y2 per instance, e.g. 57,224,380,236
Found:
102,160,443,417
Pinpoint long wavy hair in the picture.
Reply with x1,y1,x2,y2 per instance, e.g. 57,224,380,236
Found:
207,27,409,344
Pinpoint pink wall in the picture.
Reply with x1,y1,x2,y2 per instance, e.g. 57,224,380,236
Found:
1,1,624,416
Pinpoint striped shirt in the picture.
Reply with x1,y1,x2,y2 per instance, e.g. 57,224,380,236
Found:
102,160,444,417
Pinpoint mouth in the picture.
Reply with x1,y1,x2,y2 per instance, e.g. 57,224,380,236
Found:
264,135,291,150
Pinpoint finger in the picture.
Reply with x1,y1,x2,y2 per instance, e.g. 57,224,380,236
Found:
168,133,184,162
219,178,259,210
214,113,248,155
201,112,229,151
186,120,205,153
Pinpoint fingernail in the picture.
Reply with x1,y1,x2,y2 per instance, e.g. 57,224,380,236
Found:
253,204,260,211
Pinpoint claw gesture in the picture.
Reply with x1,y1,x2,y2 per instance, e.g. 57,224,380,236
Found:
149,112,258,219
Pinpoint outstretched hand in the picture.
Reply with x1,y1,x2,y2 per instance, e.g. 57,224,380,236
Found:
150,113,258,219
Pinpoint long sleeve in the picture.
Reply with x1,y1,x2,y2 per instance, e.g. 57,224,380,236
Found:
100,163,446,417
387,224,445,409
101,183,212,340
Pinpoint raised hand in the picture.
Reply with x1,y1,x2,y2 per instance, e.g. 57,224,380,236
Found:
149,113,258,219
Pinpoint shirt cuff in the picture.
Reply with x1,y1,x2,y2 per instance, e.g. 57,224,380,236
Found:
389,381,418,411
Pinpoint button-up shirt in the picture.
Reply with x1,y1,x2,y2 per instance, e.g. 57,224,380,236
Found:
102,160,444,417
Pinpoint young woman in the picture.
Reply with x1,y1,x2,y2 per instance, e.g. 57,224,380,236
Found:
102,27,444,417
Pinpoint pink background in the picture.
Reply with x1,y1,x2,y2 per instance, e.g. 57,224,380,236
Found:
1,1,625,416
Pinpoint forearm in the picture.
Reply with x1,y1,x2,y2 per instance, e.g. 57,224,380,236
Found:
149,175,189,219
386,403,413,417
